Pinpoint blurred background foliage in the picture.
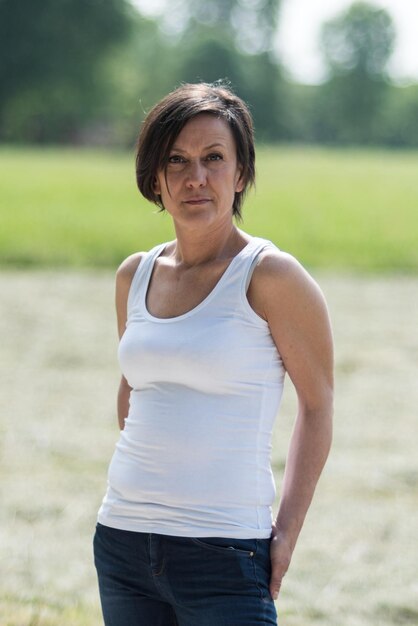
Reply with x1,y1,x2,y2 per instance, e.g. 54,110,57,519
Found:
1,0,417,148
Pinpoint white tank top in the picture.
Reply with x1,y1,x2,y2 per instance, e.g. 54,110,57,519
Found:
98,236,286,538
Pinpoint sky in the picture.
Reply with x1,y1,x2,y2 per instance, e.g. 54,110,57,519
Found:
276,0,418,84
133,0,418,85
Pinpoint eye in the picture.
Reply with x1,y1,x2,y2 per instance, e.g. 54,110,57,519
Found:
206,153,223,161
168,154,186,164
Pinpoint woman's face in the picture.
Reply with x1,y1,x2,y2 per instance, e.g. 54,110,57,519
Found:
154,114,244,229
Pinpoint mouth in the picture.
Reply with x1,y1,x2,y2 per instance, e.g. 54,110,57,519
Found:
183,198,211,205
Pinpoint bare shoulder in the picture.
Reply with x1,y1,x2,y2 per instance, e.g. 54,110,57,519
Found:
114,252,146,337
116,252,145,288
253,248,324,294
249,248,328,319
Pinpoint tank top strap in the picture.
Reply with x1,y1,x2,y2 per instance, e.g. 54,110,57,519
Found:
241,237,278,291
207,236,278,319
127,242,166,314
127,236,278,322
226,236,278,290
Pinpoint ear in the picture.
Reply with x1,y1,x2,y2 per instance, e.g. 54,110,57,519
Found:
235,167,245,193
153,176,161,195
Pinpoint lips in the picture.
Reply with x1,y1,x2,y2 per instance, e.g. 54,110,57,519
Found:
184,198,211,205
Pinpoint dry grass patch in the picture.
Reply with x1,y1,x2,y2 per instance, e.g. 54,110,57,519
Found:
0,271,417,625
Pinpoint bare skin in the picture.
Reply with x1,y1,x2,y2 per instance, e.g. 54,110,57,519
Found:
115,114,334,602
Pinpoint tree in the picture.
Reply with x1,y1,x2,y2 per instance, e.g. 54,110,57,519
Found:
377,83,418,147
318,1,396,143
238,52,287,141
172,31,286,140
0,0,133,142
145,0,287,139
149,0,280,54
176,35,244,87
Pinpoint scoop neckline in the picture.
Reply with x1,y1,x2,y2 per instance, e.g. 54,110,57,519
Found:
142,238,257,323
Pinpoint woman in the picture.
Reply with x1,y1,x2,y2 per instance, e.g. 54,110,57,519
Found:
94,82,333,626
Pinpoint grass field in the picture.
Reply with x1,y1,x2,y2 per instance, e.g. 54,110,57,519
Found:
0,145,417,623
0,270,417,625
0,145,417,271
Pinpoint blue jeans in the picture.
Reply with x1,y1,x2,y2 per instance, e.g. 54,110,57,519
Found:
93,523,277,625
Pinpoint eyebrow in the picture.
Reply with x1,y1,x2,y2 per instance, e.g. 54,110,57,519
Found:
170,142,226,153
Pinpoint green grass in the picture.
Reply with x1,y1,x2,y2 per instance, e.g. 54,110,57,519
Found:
0,145,417,271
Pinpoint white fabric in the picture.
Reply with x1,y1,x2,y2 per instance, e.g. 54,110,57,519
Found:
98,237,285,538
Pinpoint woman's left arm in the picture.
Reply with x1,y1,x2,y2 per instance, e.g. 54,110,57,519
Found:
249,251,334,600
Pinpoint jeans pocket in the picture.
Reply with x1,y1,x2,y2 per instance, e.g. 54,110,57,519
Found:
190,537,257,557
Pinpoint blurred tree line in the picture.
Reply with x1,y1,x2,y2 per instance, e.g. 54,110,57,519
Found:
0,0,417,147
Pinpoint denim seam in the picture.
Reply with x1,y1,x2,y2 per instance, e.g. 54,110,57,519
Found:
190,537,256,557
152,558,166,577
250,539,265,600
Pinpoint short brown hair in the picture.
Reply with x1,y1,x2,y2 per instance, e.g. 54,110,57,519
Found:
135,82,255,220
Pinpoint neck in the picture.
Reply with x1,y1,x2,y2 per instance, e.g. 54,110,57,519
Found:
171,221,245,267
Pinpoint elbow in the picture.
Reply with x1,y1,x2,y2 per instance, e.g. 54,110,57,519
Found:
298,389,334,441
298,385,334,420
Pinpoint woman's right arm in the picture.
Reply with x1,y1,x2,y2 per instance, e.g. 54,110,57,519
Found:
115,253,143,430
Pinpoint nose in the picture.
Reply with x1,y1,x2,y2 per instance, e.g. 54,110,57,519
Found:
186,160,207,187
